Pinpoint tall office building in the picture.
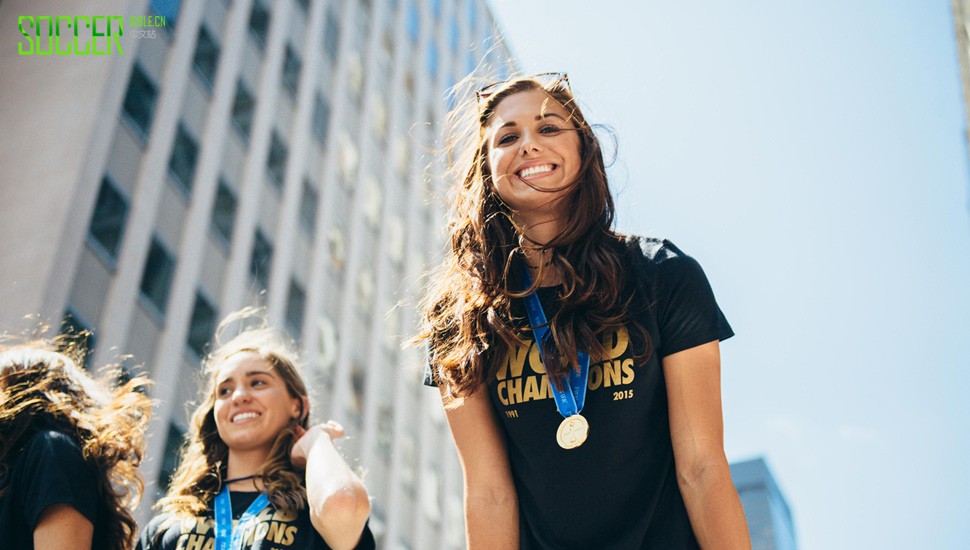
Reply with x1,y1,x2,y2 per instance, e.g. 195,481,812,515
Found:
730,457,798,550
0,0,515,548
954,0,970,162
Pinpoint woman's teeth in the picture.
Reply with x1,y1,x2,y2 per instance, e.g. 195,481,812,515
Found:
519,164,554,178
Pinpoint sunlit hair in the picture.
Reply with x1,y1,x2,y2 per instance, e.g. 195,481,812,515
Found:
157,308,311,519
0,335,151,550
418,73,646,400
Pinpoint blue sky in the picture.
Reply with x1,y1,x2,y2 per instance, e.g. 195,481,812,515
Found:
488,1,970,548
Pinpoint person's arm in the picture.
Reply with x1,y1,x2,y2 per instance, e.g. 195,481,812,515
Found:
441,385,519,550
33,504,94,550
291,421,371,550
663,340,750,550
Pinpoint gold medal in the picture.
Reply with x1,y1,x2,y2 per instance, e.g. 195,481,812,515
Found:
556,414,589,449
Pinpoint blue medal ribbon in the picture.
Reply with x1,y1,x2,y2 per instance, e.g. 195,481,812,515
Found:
521,267,590,419
214,485,271,550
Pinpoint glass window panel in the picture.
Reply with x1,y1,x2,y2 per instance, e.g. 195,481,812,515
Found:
168,123,199,195
210,179,237,244
285,278,306,337
88,176,128,260
267,132,288,190
140,237,176,316
192,25,220,89
248,0,271,48
299,179,318,236
249,229,273,289
312,93,331,146
122,63,157,139
186,292,217,357
323,8,340,60
282,45,302,98
231,79,255,142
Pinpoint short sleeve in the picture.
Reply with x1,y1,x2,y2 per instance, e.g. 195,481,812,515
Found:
652,242,734,358
135,513,182,550
17,431,100,529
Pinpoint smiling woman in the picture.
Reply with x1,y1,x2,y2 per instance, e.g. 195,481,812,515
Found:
417,72,751,549
138,309,375,550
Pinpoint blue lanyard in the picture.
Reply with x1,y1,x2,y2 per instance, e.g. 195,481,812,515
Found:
521,267,590,418
214,486,271,550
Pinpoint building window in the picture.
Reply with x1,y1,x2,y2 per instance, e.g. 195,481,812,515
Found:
449,17,459,51
186,291,217,358
60,309,95,367
231,79,255,142
426,40,438,80
323,8,340,60
192,25,220,90
299,179,318,236
168,124,199,195
249,229,273,289
267,132,288,190
406,2,419,43
122,63,157,139
140,237,176,317
88,176,128,261
281,45,302,99
467,0,477,28
249,0,271,48
311,93,330,146
210,179,237,244
285,278,306,337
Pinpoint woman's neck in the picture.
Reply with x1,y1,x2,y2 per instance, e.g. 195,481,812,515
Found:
226,449,268,491
516,216,563,287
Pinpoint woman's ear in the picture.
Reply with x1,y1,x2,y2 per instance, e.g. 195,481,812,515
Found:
293,395,310,423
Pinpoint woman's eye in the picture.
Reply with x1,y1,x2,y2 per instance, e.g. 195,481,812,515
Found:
217,387,231,397
540,125,562,135
251,379,266,387
497,133,518,145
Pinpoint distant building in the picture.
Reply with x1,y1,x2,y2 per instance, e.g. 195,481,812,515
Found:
953,0,970,169
731,457,798,550
0,0,515,548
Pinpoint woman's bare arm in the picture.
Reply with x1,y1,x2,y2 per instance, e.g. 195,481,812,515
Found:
664,340,750,549
33,504,94,550
441,386,519,550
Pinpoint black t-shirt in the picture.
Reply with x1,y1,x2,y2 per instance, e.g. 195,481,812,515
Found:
426,237,734,549
137,491,377,550
0,429,105,550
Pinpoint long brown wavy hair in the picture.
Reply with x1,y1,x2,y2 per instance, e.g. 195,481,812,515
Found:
0,336,151,550
418,74,643,399
156,309,311,519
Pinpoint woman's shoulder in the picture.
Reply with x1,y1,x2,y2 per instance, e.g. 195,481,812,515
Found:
615,234,700,274
20,427,84,458
137,512,186,550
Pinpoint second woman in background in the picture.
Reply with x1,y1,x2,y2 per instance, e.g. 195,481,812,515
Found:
138,311,374,550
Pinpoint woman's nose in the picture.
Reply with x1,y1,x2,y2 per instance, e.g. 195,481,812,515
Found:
519,132,541,155
231,386,252,403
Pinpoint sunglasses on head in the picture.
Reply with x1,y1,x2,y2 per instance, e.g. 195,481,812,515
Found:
476,72,571,101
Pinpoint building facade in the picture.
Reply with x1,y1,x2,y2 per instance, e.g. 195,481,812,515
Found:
954,1,970,177
730,457,798,550
0,0,515,548
954,1,970,143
